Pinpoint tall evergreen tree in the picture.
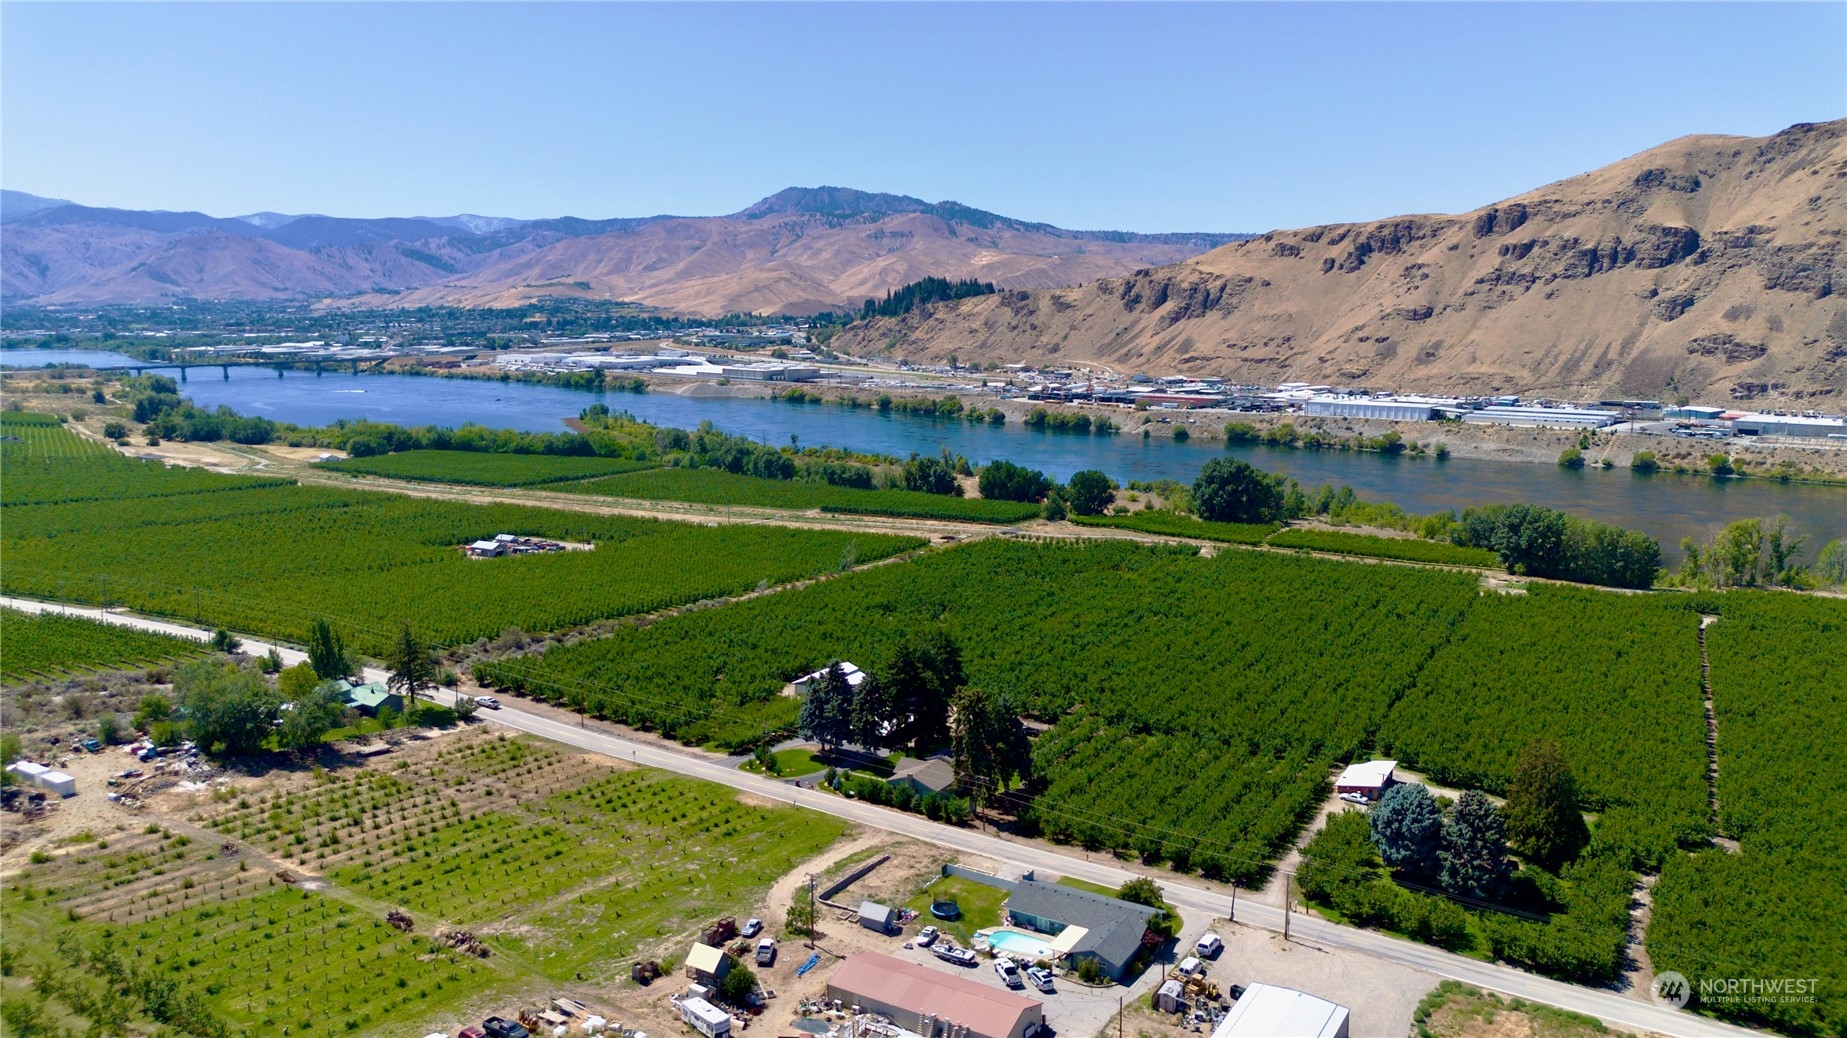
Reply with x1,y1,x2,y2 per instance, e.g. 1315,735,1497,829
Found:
882,630,963,750
1504,740,1591,868
386,623,436,714
798,663,855,752
949,686,1032,808
1370,781,1443,877
1439,790,1511,900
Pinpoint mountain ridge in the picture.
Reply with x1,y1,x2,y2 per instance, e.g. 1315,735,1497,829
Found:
1,187,1247,314
827,121,1847,407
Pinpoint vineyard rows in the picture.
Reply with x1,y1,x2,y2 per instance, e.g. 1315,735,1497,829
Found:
0,608,209,684
2,423,920,654
316,449,657,486
1267,529,1500,568
1647,593,1847,1037
1380,587,1711,868
565,467,1042,523
1069,512,1278,543
4,731,845,1037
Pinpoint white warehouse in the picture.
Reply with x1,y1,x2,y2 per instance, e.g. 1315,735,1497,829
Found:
1303,395,1453,422
1461,405,1617,429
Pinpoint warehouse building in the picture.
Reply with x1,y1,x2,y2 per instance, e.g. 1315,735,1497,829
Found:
1730,414,1847,439
1302,395,1451,422
1004,880,1160,982
1461,405,1617,429
1210,984,1349,1038
828,952,1045,1038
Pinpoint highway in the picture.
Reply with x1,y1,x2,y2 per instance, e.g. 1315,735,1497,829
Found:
2,596,1761,1038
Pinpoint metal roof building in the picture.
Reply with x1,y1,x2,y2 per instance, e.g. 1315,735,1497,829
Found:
1004,880,1159,981
828,952,1044,1038
1334,760,1397,800
1303,395,1451,422
859,900,897,934
1461,405,1617,429
1210,984,1350,1038
1731,414,1847,439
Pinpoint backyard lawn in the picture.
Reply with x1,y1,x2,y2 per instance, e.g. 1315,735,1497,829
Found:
904,874,1013,948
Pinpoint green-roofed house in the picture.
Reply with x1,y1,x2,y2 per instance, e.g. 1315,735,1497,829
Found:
339,680,404,717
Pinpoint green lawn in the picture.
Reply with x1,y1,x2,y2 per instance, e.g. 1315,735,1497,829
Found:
904,875,1013,947
740,748,832,777
1053,875,1120,898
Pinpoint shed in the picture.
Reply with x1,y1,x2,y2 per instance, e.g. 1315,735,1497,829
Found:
1210,983,1349,1038
1334,760,1396,801
685,942,731,984
858,900,896,934
678,998,731,1038
39,771,76,798
1155,979,1187,1014
468,540,505,558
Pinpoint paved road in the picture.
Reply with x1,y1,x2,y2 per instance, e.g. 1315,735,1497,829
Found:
2,597,1759,1038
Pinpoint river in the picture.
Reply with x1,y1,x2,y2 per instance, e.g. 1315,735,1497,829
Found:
6,348,1843,554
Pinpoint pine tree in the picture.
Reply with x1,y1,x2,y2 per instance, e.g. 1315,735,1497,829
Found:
1370,781,1443,877
798,663,854,753
386,623,435,715
1504,740,1591,868
1439,790,1510,900
949,686,1031,808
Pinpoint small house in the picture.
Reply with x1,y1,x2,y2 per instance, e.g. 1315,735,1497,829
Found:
1334,760,1397,802
339,680,405,717
678,998,731,1038
684,942,731,985
1003,880,1160,982
887,757,956,797
467,540,505,558
858,900,896,935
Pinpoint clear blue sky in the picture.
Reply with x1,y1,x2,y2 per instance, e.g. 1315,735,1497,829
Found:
4,3,1842,233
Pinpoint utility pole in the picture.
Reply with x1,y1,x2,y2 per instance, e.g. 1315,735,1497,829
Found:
1229,880,1237,924
807,873,817,950
1117,995,1124,1038
1282,874,1291,942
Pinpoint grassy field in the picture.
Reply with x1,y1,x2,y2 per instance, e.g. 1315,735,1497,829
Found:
0,608,209,685
564,467,1042,524
1,731,849,1038
739,748,832,777
315,449,657,487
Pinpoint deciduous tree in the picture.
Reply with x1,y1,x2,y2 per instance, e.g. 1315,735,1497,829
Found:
1191,458,1288,523
175,660,280,758
1504,740,1590,869
306,619,352,681
1063,470,1114,516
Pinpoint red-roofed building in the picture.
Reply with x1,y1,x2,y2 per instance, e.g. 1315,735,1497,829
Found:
827,952,1045,1038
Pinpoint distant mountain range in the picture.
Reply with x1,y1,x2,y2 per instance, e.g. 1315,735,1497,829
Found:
0,187,1248,315
829,121,1847,407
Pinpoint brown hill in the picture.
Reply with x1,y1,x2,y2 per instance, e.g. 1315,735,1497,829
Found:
832,122,1847,406
1,188,1244,316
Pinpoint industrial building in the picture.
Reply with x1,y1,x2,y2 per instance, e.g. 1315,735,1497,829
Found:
1210,984,1350,1038
1303,395,1452,422
1003,880,1160,982
827,952,1045,1038
1461,405,1617,429
1731,414,1847,439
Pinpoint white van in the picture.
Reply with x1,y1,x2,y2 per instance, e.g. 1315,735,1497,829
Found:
1195,933,1223,958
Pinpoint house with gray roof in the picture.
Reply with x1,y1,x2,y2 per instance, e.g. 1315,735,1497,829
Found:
1004,880,1159,982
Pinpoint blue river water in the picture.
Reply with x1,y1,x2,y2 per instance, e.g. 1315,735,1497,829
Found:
6,348,1844,554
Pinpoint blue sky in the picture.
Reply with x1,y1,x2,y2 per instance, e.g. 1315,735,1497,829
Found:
3,3,1842,233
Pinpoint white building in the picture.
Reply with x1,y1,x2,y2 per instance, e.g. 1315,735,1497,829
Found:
1334,760,1397,801
1211,984,1349,1038
678,998,731,1038
1303,395,1455,422
1461,405,1617,429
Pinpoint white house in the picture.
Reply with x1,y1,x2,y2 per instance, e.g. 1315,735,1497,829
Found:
1334,760,1397,801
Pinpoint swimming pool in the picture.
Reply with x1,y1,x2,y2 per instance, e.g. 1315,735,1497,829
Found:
978,928,1057,960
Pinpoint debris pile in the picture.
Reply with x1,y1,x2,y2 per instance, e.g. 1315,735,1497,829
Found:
387,908,415,932
435,925,491,958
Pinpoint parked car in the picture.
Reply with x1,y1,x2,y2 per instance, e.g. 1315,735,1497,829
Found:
916,925,939,947
80,738,103,753
482,1018,530,1038
741,917,763,938
1195,933,1224,959
458,1028,486,1038
1339,792,1369,805
994,957,1023,989
1025,966,1055,993
473,696,501,710
756,938,776,966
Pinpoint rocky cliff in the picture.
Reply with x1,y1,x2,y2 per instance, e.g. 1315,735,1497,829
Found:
833,122,1847,406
